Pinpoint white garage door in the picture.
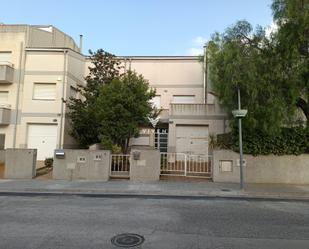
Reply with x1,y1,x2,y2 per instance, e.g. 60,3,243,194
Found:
27,124,58,160
176,125,208,155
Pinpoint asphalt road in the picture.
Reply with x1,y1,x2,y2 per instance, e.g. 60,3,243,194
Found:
0,195,308,249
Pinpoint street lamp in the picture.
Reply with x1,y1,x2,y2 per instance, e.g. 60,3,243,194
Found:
232,87,247,190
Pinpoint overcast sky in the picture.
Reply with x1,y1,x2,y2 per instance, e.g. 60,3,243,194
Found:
1,0,273,55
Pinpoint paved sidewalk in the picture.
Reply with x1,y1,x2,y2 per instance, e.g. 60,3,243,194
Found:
0,179,309,200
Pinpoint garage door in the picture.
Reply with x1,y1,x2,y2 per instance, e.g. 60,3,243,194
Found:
27,124,58,160
176,125,208,155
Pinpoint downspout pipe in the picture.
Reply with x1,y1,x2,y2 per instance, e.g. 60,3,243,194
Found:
59,50,68,149
203,45,207,104
13,42,25,148
79,35,83,53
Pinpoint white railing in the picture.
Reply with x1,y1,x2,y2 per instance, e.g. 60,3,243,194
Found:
110,154,130,177
160,153,187,175
170,103,208,116
160,152,212,178
187,155,212,175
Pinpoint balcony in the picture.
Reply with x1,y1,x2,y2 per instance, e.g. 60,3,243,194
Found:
0,62,14,84
170,103,208,116
169,103,225,118
0,104,11,125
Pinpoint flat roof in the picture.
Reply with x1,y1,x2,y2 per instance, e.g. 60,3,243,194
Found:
85,55,202,61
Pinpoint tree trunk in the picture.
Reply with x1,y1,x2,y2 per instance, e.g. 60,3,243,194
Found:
121,138,130,154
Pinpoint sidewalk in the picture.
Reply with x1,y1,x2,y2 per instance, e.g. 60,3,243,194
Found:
0,179,309,201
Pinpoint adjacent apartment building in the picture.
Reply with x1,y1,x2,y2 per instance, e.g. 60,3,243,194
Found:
0,24,85,161
0,24,227,161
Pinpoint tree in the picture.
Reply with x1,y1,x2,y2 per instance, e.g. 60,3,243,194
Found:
208,20,295,134
272,0,309,125
97,71,156,153
67,49,122,147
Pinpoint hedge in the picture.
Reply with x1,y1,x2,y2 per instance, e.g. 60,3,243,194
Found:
217,127,309,156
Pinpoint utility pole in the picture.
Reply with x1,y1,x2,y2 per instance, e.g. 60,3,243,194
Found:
232,87,247,190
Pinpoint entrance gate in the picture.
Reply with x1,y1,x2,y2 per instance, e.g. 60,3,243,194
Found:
110,154,130,178
160,153,212,179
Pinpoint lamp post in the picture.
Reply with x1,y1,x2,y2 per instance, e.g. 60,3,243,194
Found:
232,87,247,190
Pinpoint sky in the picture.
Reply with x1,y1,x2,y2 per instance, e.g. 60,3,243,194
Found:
1,0,274,56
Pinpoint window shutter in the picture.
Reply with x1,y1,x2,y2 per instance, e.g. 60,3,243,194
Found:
33,83,56,100
0,52,12,63
0,91,8,102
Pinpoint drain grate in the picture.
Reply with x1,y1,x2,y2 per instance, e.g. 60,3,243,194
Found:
111,233,145,248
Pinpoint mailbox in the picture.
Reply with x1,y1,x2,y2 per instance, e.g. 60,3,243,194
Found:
132,150,141,160
55,149,65,159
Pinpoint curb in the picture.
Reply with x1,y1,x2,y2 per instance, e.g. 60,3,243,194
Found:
0,190,309,202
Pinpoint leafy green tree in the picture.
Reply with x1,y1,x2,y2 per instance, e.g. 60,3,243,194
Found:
272,0,309,124
208,20,294,134
208,0,309,155
97,71,156,153
67,49,122,147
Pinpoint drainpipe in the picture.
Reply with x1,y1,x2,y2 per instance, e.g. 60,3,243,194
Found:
12,42,25,148
129,58,132,71
203,45,207,104
59,50,68,149
79,35,83,53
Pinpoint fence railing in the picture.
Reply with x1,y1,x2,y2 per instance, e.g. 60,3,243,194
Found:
160,153,187,175
110,154,130,177
160,152,212,178
187,155,211,175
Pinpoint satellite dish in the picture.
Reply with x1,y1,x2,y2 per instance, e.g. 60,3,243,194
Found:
148,117,160,128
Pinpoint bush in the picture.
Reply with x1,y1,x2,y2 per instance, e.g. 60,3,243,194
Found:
217,127,309,156
44,158,53,167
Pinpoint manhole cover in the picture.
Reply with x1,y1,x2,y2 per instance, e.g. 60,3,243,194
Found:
221,188,231,192
111,233,145,248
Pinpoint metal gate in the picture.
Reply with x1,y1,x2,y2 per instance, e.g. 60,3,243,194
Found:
160,153,212,179
110,154,130,178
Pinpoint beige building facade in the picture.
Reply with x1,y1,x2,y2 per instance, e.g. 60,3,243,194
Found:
111,56,228,155
0,24,84,160
1,24,227,160
92,56,228,155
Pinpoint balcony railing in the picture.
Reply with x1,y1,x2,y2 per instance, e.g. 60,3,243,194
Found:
169,103,224,117
0,104,11,125
0,62,14,84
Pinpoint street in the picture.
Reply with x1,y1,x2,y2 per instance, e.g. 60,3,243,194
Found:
0,195,308,249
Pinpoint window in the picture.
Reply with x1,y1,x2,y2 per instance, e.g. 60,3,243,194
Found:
172,95,195,104
150,95,161,109
70,86,78,99
0,52,12,63
33,83,56,100
0,91,8,103
0,134,5,150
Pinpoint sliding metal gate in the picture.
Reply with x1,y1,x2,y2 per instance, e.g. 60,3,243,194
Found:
160,153,212,179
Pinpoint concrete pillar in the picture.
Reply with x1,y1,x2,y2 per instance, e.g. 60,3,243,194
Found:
4,149,37,179
130,149,160,182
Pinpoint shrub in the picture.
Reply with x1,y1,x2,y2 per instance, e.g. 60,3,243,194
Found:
217,127,309,156
44,158,54,167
